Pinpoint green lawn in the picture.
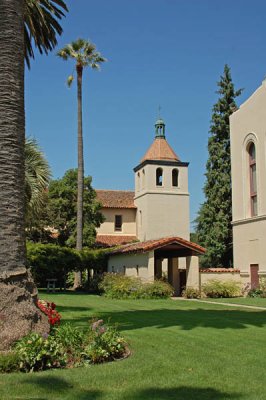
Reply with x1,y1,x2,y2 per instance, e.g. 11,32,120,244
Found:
198,297,266,308
1,293,266,400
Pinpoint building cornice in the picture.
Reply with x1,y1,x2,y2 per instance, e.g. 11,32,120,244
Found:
134,190,189,200
133,159,189,173
232,214,266,226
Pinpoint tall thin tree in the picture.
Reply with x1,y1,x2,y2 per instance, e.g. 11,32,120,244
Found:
57,39,106,287
196,65,242,267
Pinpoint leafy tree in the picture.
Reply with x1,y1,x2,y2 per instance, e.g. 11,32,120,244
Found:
57,39,106,286
24,0,68,68
196,65,242,267
47,169,104,247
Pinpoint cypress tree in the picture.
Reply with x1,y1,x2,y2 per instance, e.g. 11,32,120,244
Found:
196,65,242,267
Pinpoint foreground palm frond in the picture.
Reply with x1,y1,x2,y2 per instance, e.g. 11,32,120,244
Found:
24,0,68,68
25,137,51,220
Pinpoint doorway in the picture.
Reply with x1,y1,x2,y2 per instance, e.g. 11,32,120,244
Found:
250,264,259,289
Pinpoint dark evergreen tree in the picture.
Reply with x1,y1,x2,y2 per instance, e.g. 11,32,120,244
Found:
196,65,242,267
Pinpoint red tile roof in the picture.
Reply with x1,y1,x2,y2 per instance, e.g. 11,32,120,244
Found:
96,190,136,209
96,235,137,248
141,138,180,162
109,236,205,255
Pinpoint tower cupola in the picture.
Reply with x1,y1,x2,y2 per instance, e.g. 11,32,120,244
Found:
155,118,166,138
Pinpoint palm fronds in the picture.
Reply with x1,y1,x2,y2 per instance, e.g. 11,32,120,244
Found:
24,0,68,68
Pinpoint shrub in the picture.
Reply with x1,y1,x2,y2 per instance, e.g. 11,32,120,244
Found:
137,281,174,299
248,278,266,298
0,352,20,373
83,319,127,363
54,324,85,366
202,279,242,298
182,287,201,299
99,273,142,299
99,273,174,299
14,332,66,372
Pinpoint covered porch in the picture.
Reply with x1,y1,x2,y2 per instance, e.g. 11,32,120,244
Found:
108,236,205,295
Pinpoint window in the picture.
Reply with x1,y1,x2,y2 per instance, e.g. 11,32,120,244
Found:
248,142,257,216
137,172,140,191
156,168,163,186
115,215,122,231
172,169,178,187
142,169,145,189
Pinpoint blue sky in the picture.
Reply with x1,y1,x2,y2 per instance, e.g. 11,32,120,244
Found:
25,0,266,227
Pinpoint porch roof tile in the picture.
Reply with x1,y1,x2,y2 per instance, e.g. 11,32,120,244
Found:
109,236,205,256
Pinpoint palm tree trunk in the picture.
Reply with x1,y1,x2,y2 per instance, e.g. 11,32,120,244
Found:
74,64,84,288
0,0,49,350
0,0,26,275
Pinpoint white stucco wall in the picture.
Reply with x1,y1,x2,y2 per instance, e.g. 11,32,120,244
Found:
200,271,241,286
108,251,154,281
230,80,266,276
134,163,190,241
97,208,136,235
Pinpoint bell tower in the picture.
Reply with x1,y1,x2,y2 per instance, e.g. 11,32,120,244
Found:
134,118,190,241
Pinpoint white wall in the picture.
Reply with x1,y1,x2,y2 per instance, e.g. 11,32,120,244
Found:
230,80,266,276
97,208,136,235
134,163,190,241
108,251,154,281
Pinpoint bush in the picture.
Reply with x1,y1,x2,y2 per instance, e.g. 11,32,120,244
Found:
99,273,174,299
182,287,201,299
27,242,80,287
248,277,266,298
137,281,174,299
83,319,127,363
15,332,66,372
12,319,128,372
27,242,109,288
202,279,242,298
0,352,20,373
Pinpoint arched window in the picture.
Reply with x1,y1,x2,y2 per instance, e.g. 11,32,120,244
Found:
156,168,163,186
142,169,145,189
248,142,257,216
172,169,179,187
137,172,140,191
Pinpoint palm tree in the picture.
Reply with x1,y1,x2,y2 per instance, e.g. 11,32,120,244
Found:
57,39,106,287
25,137,51,224
0,0,49,350
24,0,68,68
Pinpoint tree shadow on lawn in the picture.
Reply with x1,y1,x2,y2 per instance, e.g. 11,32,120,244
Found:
127,386,243,400
62,308,266,331
23,376,102,400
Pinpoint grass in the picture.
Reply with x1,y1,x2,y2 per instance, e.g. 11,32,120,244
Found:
0,293,266,400
199,297,266,308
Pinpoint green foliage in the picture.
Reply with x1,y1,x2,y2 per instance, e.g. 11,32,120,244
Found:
248,278,266,298
83,319,127,364
27,242,80,287
12,320,127,372
46,169,104,247
182,287,201,299
196,65,243,267
24,0,68,68
202,279,242,298
25,137,51,236
0,352,20,373
27,242,109,287
14,332,66,372
99,273,174,299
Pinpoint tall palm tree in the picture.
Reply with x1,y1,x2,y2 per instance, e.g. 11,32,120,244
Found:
0,0,49,350
57,39,106,287
24,0,68,68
